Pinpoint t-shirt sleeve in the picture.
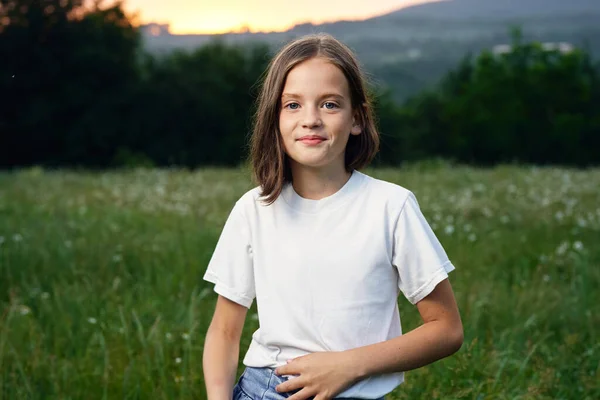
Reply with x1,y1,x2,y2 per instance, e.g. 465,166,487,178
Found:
392,192,455,304
202,200,255,309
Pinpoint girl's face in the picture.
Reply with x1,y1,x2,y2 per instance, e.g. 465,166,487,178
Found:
278,57,361,174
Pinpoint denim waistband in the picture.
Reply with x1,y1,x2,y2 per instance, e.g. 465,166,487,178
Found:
235,366,384,400
236,366,293,399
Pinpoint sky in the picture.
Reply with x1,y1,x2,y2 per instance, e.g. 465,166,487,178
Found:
121,0,439,35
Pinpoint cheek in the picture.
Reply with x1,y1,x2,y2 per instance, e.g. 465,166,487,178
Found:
277,126,291,154
278,118,295,140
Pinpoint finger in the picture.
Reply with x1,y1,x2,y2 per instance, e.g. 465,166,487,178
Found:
275,362,293,375
275,379,301,394
275,359,295,374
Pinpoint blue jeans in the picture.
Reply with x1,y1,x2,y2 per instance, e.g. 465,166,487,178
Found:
233,366,386,400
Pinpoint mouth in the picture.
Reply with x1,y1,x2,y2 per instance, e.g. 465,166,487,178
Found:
297,135,327,141
297,137,326,145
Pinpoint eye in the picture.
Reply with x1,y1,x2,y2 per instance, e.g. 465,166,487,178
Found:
323,102,339,110
284,102,300,110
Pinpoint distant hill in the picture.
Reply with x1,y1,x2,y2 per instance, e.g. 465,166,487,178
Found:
381,0,598,19
141,0,600,102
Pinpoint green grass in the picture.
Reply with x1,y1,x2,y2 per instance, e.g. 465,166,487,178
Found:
0,164,599,399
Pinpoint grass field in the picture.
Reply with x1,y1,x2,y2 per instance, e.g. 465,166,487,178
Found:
0,164,599,399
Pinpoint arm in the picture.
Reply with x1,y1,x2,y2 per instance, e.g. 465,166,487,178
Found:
345,279,463,380
203,295,248,400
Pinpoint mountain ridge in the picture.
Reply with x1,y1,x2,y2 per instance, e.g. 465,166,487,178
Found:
141,0,600,102
377,0,598,20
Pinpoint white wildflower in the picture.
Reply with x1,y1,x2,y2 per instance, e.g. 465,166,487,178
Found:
468,233,477,242
112,277,121,290
564,198,577,208
13,233,23,242
88,317,97,324
444,225,455,235
18,305,31,315
175,357,182,364
474,183,486,192
181,332,190,340
555,211,564,221
556,241,569,256
573,241,584,251
543,274,551,282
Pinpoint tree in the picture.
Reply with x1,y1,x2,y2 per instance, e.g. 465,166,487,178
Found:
0,0,140,167
395,28,600,166
125,41,270,168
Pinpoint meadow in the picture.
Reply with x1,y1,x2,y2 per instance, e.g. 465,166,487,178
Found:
0,164,598,399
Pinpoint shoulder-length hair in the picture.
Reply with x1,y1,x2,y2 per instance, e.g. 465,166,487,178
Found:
248,33,380,206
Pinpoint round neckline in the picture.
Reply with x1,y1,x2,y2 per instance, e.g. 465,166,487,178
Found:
281,170,365,214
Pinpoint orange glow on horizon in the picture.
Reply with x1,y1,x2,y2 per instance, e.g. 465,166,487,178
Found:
121,0,440,35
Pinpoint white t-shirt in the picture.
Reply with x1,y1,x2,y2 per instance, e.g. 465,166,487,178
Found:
203,169,455,399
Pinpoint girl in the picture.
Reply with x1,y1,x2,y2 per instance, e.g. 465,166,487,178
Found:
202,33,463,400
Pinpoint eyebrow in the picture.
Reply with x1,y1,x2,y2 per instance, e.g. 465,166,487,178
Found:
281,93,345,101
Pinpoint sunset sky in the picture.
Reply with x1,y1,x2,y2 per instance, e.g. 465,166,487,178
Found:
122,0,439,35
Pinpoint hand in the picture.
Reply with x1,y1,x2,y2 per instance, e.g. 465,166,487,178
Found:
274,351,361,400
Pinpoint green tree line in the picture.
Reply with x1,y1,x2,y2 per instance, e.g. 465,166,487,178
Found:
1,0,599,169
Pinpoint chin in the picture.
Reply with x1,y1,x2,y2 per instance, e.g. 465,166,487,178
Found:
289,157,328,169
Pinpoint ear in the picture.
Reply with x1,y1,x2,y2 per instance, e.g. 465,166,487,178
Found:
350,106,364,136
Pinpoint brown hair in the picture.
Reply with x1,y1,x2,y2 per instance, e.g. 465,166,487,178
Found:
247,33,380,206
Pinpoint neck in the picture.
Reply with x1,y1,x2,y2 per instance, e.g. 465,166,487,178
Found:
289,161,352,200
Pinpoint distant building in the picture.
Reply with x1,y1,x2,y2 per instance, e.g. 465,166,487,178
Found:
140,23,171,37
493,41,574,55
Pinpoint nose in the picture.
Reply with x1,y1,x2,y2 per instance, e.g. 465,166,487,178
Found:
301,106,322,129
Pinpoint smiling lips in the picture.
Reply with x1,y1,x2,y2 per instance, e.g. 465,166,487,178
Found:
298,135,327,147
298,136,326,146
298,135,326,141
